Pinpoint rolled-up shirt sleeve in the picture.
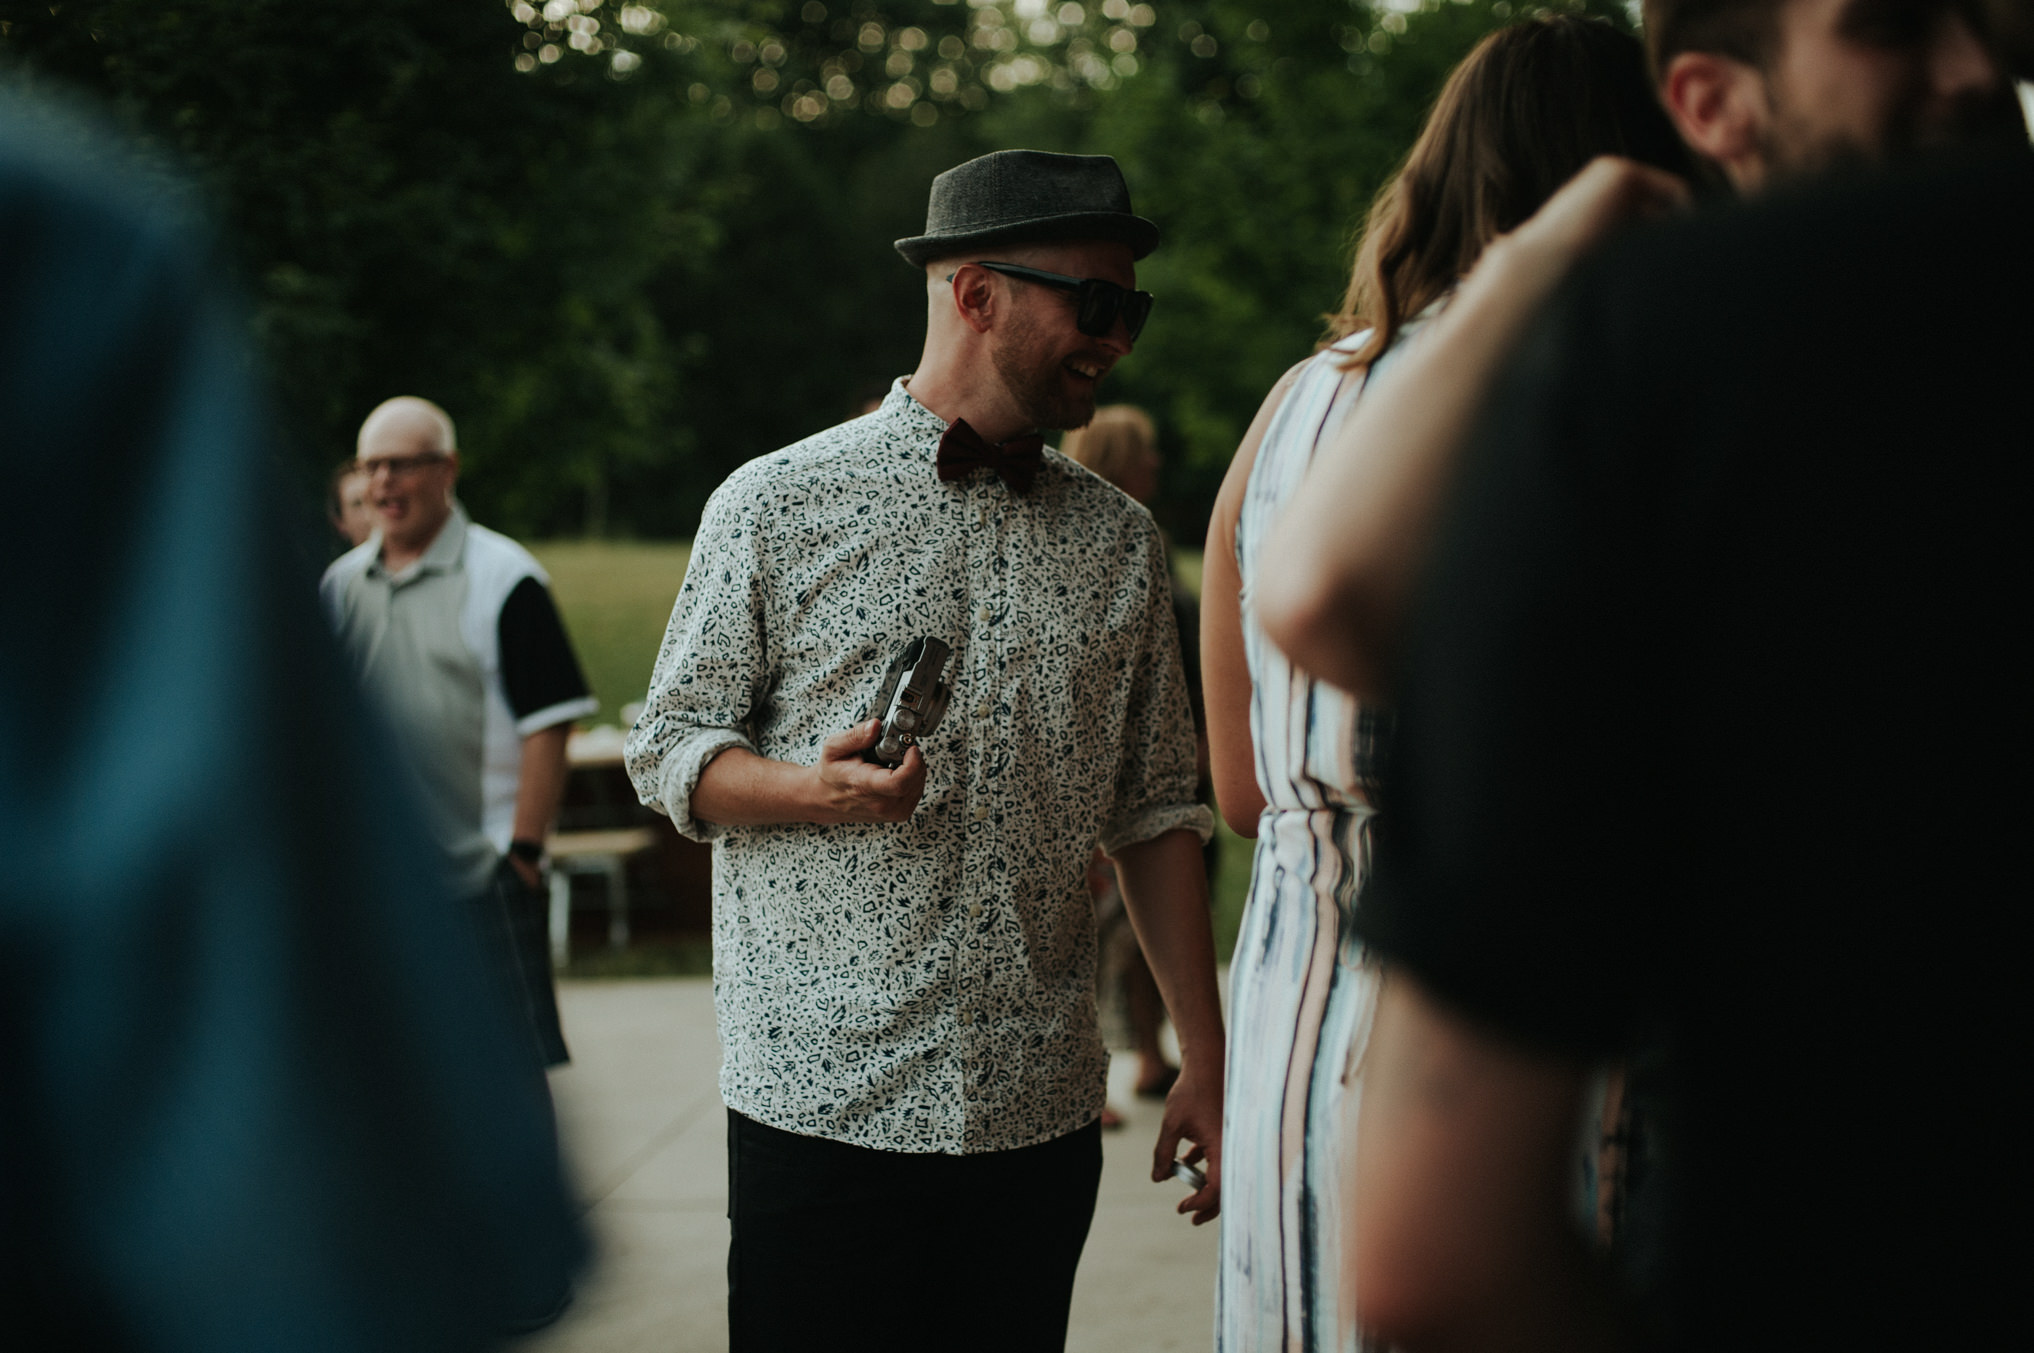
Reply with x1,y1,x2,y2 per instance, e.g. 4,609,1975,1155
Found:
624,475,773,841
1099,531,1215,856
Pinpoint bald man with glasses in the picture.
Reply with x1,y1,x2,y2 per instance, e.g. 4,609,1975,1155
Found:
322,396,596,1072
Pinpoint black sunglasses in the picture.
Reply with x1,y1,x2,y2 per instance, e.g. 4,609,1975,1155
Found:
965,261,1154,341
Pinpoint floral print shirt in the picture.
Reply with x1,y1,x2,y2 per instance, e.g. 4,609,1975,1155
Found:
625,379,1211,1153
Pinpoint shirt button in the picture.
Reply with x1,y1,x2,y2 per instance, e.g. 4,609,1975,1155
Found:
976,605,993,626
960,1010,975,1026
974,701,991,720
971,803,990,822
969,902,984,919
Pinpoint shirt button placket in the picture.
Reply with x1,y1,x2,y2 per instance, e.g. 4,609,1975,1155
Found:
959,479,1000,1148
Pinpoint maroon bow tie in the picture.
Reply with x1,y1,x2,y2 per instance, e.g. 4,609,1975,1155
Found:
936,419,1044,494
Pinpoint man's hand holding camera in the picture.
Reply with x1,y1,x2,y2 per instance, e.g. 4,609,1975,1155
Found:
814,719,927,824
691,636,946,828
689,719,926,829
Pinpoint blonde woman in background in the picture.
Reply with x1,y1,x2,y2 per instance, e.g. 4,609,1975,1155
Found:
1062,406,1209,1123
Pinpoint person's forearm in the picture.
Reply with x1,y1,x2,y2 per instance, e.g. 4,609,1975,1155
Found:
691,745,826,826
1111,829,1225,1065
1202,365,1296,836
691,725,929,828
1255,233,1572,701
1203,452,1268,838
512,724,573,844
1204,577,1265,837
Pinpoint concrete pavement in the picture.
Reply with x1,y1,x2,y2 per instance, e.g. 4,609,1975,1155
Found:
523,977,1219,1352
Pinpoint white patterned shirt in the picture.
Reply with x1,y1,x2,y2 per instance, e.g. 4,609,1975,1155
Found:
625,379,1211,1153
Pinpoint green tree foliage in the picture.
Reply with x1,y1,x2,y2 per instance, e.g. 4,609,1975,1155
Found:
0,0,1626,543
0,0,699,532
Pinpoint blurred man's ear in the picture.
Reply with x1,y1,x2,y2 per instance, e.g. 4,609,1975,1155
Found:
1661,50,1772,192
1970,0,2034,137
1973,0,2034,80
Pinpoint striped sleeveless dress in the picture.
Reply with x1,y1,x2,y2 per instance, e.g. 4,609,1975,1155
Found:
1217,332,1396,1352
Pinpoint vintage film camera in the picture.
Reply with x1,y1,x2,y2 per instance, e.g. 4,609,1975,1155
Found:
863,636,952,767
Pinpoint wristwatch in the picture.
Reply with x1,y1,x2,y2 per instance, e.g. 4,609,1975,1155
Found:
509,838,546,865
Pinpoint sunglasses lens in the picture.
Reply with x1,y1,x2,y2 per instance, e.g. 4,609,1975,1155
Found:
1122,291,1152,341
1075,280,1152,340
1076,281,1119,337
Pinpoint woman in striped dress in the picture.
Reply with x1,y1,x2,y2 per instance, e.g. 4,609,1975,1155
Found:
1201,19,1696,1349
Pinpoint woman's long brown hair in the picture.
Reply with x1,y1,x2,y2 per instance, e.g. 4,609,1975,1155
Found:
1328,15,1696,366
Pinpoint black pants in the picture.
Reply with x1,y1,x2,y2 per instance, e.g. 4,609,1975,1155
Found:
726,1109,1103,1353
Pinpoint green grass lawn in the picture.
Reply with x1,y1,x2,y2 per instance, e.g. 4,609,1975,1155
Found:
533,539,1251,961
531,540,691,727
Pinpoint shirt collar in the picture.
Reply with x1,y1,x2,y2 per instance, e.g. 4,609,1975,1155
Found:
369,500,469,584
879,377,954,454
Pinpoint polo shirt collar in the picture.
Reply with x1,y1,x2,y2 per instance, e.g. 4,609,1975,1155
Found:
369,500,469,585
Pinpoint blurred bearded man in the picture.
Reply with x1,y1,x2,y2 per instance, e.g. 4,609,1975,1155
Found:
1647,0,2025,190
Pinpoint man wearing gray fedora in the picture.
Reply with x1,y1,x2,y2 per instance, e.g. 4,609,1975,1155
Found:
627,149,1224,1350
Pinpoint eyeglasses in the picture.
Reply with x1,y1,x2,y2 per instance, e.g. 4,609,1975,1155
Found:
360,452,451,480
965,261,1154,341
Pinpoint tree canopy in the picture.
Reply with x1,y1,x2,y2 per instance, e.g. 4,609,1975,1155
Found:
0,0,1629,543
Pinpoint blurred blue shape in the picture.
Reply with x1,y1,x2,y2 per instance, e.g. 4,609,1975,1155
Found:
0,92,586,1350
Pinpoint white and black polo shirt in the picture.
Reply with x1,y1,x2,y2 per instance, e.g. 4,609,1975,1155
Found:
322,503,596,896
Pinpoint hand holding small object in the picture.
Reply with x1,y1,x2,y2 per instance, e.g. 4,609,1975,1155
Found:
1148,1054,1221,1225
813,720,926,824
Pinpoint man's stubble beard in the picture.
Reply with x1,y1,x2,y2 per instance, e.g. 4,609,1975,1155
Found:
1757,68,2027,179
990,303,1098,434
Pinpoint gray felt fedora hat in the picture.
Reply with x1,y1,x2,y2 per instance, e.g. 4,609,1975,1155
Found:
894,149,1160,268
